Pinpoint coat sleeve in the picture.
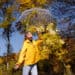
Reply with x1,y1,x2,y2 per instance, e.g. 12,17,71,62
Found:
36,40,43,46
16,41,27,65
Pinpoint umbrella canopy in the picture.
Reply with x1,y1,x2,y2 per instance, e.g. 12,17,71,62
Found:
16,8,56,33
16,8,55,26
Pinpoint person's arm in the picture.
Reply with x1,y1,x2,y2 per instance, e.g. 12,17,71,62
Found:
36,32,43,45
14,41,27,69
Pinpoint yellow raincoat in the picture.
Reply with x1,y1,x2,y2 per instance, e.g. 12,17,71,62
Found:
16,39,42,66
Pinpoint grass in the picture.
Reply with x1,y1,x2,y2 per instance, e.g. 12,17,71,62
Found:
0,59,74,75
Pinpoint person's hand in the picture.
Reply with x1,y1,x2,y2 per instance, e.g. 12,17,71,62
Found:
14,64,20,70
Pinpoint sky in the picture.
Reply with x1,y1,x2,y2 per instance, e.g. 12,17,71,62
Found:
0,30,24,56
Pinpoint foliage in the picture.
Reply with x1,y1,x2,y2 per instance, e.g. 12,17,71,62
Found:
16,0,47,11
0,57,4,64
0,20,10,28
40,32,65,60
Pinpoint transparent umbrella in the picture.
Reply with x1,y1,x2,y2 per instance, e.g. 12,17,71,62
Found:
16,8,56,32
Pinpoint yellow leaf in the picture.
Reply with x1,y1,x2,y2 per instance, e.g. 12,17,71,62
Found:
0,20,9,28
0,58,3,64
16,0,31,4
59,39,65,45
6,7,13,14
36,0,47,5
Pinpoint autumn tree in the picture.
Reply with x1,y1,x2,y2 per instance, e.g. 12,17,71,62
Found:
0,0,49,54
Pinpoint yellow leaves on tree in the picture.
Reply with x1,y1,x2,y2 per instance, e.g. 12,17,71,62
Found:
40,46,50,60
0,58,4,64
16,0,48,12
47,23,56,31
27,25,37,33
47,23,56,35
36,25,45,32
16,0,47,5
6,6,14,14
26,24,44,34
55,49,68,61
36,0,47,5
16,0,31,4
16,0,34,12
0,20,10,28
